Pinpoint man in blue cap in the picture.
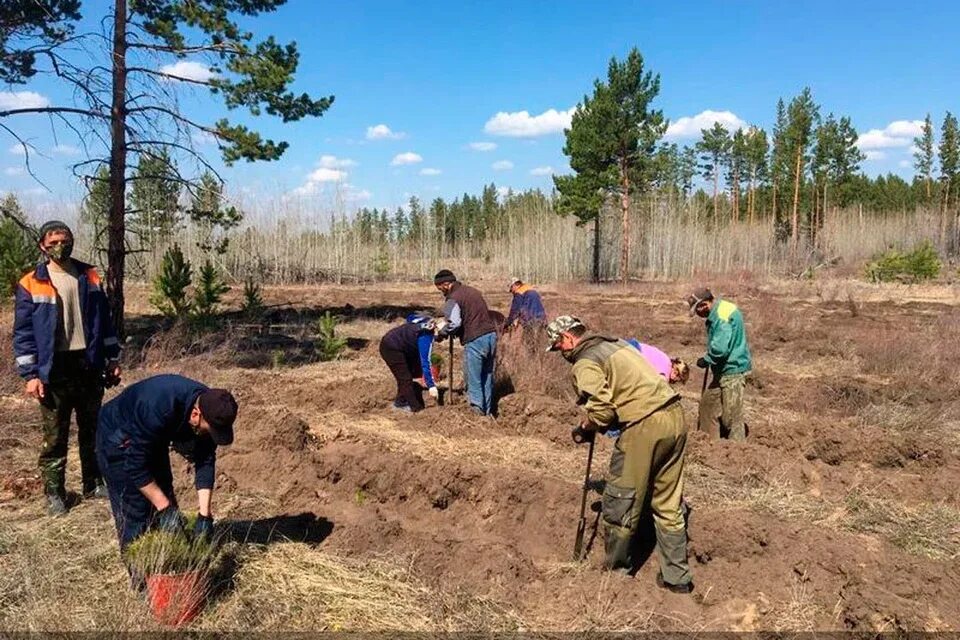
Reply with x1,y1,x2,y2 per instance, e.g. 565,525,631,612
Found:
96,374,238,553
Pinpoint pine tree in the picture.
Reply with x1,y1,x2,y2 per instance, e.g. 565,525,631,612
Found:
785,88,820,248
0,194,35,299
939,112,960,250
679,146,697,199
150,244,192,318
129,148,182,248
189,171,242,255
743,127,769,222
80,167,111,265
728,129,748,221
193,259,230,322
554,47,666,281
770,98,790,237
0,1,334,337
913,114,936,203
696,122,732,218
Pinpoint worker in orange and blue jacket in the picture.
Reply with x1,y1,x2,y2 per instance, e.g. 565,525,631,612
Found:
13,220,121,515
505,278,546,329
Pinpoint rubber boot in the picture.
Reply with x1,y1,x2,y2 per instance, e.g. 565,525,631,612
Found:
654,525,692,589
603,526,634,573
46,493,68,517
83,478,108,499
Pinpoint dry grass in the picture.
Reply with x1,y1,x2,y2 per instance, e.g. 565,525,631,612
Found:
0,494,523,632
309,411,591,483
840,487,960,560
770,573,827,632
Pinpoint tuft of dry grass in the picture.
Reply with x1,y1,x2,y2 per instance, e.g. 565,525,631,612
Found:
840,487,960,560
208,545,522,631
770,572,827,632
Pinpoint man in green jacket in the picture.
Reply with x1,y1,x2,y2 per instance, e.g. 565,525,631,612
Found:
547,315,693,594
688,287,752,441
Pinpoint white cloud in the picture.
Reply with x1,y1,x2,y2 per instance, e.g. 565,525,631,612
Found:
857,120,925,150
306,167,348,183
342,183,371,202
52,144,79,156
530,166,554,176
159,60,215,83
484,107,574,137
366,124,406,140
492,160,514,171
863,150,886,161
496,186,511,198
317,154,356,169
467,141,497,152
665,110,747,139
4,166,24,176
292,161,351,195
391,152,423,166
419,167,442,176
8,144,26,155
898,160,912,168
0,91,50,111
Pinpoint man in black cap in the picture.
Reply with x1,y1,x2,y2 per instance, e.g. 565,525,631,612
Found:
433,269,498,415
96,374,238,554
13,220,121,515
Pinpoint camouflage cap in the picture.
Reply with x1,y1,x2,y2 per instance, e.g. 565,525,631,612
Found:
686,287,714,315
545,315,584,351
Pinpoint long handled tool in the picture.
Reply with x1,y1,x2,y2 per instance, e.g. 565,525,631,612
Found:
697,367,708,429
447,338,454,404
572,428,596,561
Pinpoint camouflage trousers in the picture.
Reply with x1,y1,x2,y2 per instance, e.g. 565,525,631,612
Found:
38,352,105,497
601,401,692,587
698,371,747,441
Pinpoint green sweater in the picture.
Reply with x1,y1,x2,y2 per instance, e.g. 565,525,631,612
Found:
703,298,752,376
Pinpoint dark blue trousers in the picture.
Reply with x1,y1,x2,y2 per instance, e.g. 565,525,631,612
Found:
96,445,177,550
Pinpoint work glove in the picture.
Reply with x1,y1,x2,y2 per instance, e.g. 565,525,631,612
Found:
427,386,439,399
571,425,595,445
155,506,186,535
696,357,709,369
193,514,214,543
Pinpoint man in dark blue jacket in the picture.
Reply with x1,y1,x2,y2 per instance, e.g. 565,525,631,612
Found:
13,220,121,515
96,374,238,551
379,314,438,412
505,278,546,329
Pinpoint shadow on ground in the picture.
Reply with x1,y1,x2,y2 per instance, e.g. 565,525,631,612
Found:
221,512,335,546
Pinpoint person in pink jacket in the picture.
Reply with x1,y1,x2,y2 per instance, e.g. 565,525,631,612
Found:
626,339,689,384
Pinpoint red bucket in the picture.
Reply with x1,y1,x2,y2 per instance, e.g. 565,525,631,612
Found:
145,570,208,627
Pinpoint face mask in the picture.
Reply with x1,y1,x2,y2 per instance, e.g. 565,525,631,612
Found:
45,243,73,262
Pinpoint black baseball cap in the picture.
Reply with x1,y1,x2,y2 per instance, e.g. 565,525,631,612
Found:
198,389,238,445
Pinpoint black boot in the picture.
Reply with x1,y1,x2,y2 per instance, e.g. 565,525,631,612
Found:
46,493,68,517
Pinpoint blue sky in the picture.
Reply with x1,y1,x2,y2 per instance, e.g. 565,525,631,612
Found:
2,0,958,214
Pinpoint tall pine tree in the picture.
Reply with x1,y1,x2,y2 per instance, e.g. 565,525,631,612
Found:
554,47,665,281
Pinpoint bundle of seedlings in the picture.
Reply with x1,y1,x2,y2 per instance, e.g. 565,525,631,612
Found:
123,517,222,627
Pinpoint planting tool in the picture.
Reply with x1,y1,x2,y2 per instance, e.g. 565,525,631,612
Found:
697,367,708,426
448,338,455,404
572,430,596,562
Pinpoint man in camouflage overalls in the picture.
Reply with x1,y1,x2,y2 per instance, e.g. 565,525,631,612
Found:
547,315,693,594
13,221,121,515
688,287,752,441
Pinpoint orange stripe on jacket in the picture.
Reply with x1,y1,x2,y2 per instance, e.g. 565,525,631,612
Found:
18,272,57,298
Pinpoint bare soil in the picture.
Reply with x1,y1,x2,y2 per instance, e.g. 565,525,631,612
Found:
1,277,959,631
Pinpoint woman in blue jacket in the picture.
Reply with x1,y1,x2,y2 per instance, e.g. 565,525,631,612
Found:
379,314,438,412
